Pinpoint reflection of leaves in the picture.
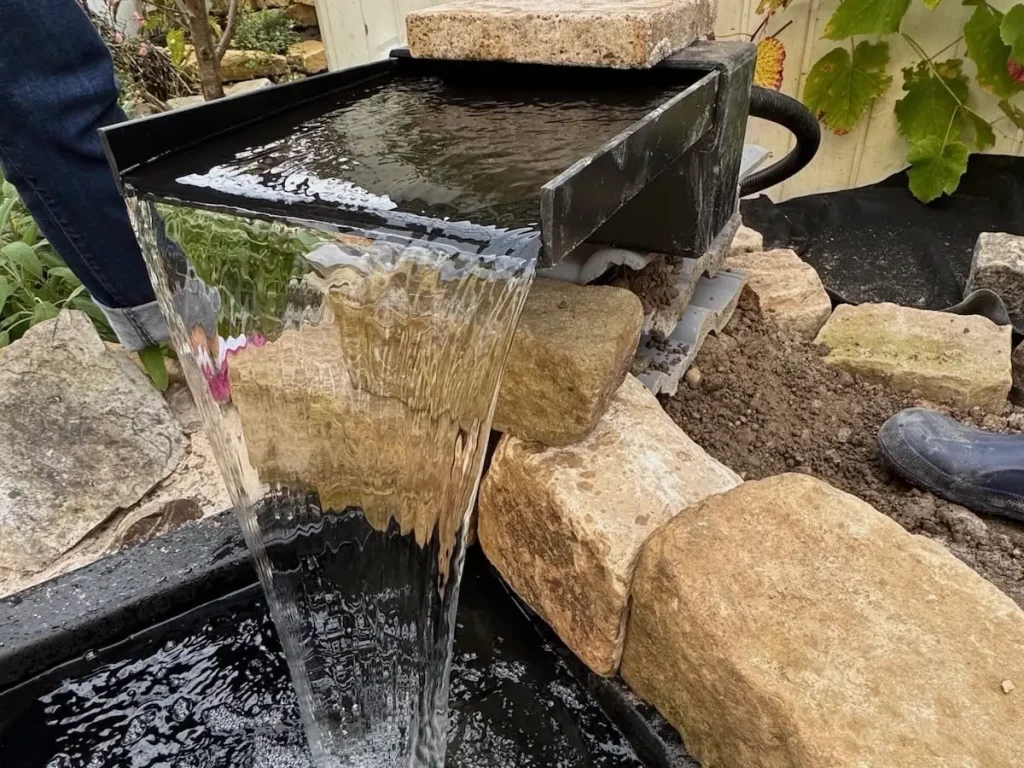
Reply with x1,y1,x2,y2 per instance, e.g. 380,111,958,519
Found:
804,42,892,134
824,0,910,39
754,38,786,90
965,2,1024,99
907,137,969,203
1001,5,1024,63
999,98,1024,129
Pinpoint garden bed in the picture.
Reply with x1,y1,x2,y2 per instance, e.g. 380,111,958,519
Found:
664,305,1024,607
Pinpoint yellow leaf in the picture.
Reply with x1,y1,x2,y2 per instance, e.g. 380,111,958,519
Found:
755,37,786,90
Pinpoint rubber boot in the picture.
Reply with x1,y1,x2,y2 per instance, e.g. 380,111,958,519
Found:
878,408,1024,523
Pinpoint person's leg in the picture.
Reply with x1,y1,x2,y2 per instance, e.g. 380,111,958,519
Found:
0,0,168,350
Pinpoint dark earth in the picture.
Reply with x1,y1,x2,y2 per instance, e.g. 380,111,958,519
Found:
663,306,1024,608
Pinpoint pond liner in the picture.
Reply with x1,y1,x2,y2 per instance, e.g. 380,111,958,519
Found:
0,512,698,767
100,42,754,268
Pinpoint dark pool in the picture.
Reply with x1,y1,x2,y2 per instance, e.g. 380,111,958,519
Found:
0,555,646,767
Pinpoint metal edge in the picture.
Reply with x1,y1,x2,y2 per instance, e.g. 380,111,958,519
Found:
539,71,718,266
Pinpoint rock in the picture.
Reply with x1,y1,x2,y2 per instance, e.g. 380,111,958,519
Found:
684,366,702,389
1011,340,1024,405
0,312,184,575
167,78,273,110
815,303,1012,412
1004,680,1017,694
621,474,1024,768
966,232,1024,327
407,0,716,69
288,40,327,73
217,49,288,81
729,224,763,256
494,278,643,446
726,248,832,339
285,2,318,27
479,375,741,675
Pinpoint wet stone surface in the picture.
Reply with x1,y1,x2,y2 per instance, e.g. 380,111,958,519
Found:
0,555,650,768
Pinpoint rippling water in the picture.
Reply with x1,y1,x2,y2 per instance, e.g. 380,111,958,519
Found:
0,558,646,768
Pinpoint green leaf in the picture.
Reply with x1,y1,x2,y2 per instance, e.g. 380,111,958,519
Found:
1,241,42,278
965,3,1024,99
138,345,169,392
1002,5,1024,63
0,276,9,314
966,110,996,150
923,0,943,8
906,137,969,203
48,266,82,286
895,59,969,143
999,98,1024,129
804,42,893,134
823,0,910,39
0,330,8,348
30,300,59,325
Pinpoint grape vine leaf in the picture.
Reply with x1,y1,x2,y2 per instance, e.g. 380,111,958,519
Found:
999,98,1024,129
1001,5,1024,63
923,0,943,9
804,42,892,134
965,2,1024,99
824,0,910,40
755,37,786,90
895,60,969,143
966,110,996,150
906,137,969,203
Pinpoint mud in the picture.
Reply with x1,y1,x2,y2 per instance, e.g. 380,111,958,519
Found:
663,307,1024,607
609,255,679,316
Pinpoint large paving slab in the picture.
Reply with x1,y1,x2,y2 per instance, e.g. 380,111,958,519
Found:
407,0,717,69
815,302,1012,412
494,278,643,446
479,374,740,675
0,312,184,575
622,473,1024,768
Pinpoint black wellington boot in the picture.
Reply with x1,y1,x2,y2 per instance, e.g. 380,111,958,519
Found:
877,408,1024,523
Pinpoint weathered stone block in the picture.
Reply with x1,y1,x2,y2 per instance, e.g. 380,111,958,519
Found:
726,248,832,339
216,49,288,81
288,40,327,73
285,2,318,26
816,302,1011,412
728,224,762,256
966,231,1024,327
622,474,1024,768
479,375,740,675
408,0,716,69
494,278,643,446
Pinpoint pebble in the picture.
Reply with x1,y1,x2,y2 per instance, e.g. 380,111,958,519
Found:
1002,680,1016,694
684,366,702,390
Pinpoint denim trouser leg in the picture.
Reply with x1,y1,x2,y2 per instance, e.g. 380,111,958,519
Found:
0,0,169,350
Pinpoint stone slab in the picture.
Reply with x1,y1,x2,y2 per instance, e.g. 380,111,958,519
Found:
0,312,184,575
816,302,1012,413
966,231,1024,329
726,248,832,339
494,278,643,446
288,39,327,73
622,474,1024,768
407,0,717,70
479,375,741,675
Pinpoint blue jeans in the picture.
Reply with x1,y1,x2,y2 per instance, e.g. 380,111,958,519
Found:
0,0,168,350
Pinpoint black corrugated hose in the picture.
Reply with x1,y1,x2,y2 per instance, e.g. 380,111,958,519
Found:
739,85,822,198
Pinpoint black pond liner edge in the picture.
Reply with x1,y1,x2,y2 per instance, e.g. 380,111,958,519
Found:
0,512,697,767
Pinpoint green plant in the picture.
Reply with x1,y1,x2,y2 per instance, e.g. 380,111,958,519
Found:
157,205,327,336
0,179,115,348
799,0,1024,203
232,8,299,55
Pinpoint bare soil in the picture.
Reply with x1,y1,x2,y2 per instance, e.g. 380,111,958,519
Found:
663,307,1024,607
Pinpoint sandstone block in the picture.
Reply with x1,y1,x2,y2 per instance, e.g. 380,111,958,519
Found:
0,312,184,575
217,49,288,81
967,231,1024,327
288,40,327,73
816,302,1011,412
167,78,272,110
726,248,832,339
494,278,643,446
285,2,318,27
479,375,740,675
729,224,763,256
408,0,716,70
621,474,1024,768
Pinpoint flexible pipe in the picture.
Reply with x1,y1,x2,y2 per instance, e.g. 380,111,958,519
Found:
740,85,822,197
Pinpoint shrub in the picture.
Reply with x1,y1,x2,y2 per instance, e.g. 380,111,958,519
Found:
232,9,300,55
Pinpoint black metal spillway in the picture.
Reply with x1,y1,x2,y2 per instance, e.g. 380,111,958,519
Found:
101,43,754,266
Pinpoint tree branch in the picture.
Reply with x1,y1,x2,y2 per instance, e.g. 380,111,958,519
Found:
216,0,240,60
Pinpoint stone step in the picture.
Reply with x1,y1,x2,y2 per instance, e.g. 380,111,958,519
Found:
634,269,746,396
407,0,717,70
622,473,1024,768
